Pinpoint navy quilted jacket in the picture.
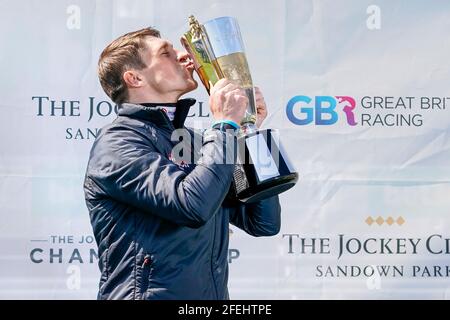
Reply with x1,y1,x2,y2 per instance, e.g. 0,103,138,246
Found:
83,99,281,300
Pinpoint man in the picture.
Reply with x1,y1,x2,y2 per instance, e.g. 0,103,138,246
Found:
84,27,280,300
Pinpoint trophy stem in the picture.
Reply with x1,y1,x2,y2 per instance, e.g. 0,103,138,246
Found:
240,122,257,136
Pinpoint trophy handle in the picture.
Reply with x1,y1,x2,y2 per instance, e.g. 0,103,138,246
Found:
181,16,224,94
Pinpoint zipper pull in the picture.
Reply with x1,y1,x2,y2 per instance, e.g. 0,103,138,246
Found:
142,255,152,268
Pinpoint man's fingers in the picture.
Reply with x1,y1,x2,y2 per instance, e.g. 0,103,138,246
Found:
221,82,240,94
254,87,265,101
236,95,249,107
210,78,232,95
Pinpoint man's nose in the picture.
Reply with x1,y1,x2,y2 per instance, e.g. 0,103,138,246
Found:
177,50,191,63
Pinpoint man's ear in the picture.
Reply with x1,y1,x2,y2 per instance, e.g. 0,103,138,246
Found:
123,70,144,88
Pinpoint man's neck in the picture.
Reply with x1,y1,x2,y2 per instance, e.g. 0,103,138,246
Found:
127,89,181,104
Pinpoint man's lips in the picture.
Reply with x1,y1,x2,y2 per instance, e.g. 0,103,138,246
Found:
185,62,195,71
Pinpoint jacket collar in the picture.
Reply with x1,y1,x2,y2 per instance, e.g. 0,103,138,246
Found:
118,98,196,130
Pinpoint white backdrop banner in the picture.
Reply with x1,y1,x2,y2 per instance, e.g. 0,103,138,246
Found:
1,0,450,299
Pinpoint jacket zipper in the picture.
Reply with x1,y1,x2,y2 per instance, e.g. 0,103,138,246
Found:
210,215,219,299
141,255,152,295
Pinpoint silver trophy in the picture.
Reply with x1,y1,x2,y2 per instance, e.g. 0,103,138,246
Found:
182,16,298,203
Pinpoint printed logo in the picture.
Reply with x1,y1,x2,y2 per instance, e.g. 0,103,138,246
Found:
286,95,449,127
286,95,357,126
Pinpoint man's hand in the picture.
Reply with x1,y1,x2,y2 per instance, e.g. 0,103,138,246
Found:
255,87,268,128
209,79,248,125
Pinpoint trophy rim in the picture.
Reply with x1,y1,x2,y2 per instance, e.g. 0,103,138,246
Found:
203,16,238,25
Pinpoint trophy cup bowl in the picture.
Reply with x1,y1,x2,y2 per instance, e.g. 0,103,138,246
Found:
181,15,298,203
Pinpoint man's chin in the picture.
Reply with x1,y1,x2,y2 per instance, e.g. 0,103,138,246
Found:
186,79,198,92
191,79,198,90
179,80,198,97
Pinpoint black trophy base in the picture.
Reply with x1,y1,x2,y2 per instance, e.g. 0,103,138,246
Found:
230,128,299,204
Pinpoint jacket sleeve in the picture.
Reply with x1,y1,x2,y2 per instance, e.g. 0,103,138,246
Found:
229,195,281,237
85,127,236,228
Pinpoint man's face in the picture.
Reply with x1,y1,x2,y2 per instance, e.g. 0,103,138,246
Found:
139,36,197,99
